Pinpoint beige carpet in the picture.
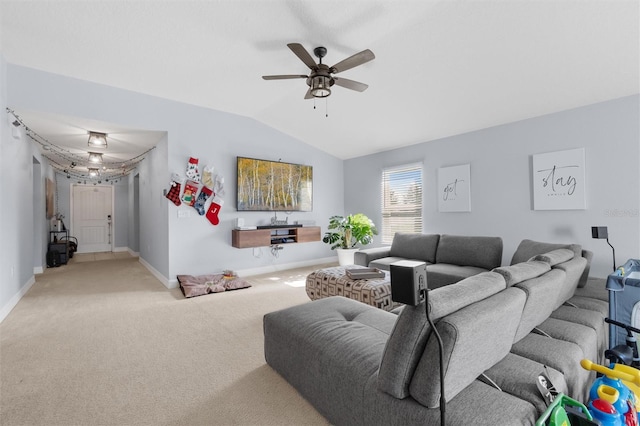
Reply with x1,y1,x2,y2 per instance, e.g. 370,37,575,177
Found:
0,255,334,426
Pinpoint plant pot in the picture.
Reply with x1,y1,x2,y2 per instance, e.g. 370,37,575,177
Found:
336,248,359,266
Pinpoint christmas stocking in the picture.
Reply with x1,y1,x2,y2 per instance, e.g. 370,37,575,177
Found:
165,173,184,206
213,174,225,197
206,196,224,226
182,180,199,206
193,186,212,215
202,165,215,189
185,157,201,183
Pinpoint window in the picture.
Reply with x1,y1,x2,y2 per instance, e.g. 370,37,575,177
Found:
381,163,423,244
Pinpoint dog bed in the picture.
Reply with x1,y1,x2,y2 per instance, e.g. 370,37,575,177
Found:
176,274,251,298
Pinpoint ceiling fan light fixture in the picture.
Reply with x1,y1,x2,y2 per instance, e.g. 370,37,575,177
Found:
311,76,331,98
88,131,108,148
88,152,103,164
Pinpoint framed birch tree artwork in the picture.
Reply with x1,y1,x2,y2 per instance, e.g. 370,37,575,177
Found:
532,148,586,210
437,164,471,212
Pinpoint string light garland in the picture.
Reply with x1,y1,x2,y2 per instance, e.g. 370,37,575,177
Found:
6,108,155,183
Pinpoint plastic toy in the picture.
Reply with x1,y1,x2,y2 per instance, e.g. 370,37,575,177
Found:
581,359,639,425
535,393,594,426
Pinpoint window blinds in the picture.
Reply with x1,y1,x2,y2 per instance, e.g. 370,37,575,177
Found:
380,163,423,244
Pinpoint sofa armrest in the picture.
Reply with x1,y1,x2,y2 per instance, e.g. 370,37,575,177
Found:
354,246,391,267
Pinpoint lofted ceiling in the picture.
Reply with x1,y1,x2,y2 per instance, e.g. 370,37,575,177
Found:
1,0,638,161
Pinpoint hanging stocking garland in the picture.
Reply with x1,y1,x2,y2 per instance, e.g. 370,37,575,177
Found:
194,165,215,215
206,196,224,226
202,165,215,189
194,186,212,215
185,157,201,183
182,180,199,207
165,173,184,206
206,169,225,226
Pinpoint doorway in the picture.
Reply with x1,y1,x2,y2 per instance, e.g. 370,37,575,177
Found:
71,185,114,253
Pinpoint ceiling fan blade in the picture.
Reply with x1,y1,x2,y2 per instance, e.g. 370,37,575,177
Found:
262,75,308,80
304,88,313,99
330,49,375,74
287,43,318,69
333,77,369,92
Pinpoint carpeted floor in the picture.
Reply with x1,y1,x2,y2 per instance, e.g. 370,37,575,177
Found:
0,254,334,426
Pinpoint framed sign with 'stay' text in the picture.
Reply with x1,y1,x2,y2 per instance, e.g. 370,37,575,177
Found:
532,148,586,210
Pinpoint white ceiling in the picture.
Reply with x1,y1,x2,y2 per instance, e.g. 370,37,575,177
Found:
1,0,638,161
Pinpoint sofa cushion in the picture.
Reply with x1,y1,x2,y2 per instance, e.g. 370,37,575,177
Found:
409,287,526,407
511,333,594,402
482,353,568,414
493,261,551,287
369,257,433,271
377,271,506,399
435,234,503,270
354,246,391,268
389,233,439,263
426,263,487,289
365,378,540,426
572,277,607,302
578,250,593,287
552,256,588,309
512,268,566,342
510,239,582,265
532,248,574,266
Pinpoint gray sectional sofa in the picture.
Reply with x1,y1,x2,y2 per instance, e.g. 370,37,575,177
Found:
355,233,504,288
263,239,607,425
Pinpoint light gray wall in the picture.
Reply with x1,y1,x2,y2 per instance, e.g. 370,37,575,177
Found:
0,54,57,321
345,95,639,278
128,173,140,253
113,179,129,249
6,64,344,287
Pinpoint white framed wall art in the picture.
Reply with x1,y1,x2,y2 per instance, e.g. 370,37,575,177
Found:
437,164,471,212
532,147,586,210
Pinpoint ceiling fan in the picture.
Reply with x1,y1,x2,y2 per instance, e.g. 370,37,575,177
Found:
262,43,375,99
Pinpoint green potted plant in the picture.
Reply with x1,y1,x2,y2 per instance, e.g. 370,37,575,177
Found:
322,214,378,266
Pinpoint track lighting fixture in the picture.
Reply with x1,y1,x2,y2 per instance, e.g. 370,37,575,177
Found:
88,131,108,148
88,152,103,164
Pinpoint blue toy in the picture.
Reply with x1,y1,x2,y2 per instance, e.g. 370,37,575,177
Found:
581,359,639,426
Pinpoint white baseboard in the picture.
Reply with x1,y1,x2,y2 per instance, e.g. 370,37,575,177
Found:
140,256,337,290
33,266,44,275
113,246,129,253
127,248,140,257
0,276,36,324
138,257,176,289
237,256,337,277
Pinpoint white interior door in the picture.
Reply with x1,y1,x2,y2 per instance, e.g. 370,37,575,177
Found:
72,185,113,253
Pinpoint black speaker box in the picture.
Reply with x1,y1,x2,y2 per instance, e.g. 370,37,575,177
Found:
390,260,427,306
591,226,608,239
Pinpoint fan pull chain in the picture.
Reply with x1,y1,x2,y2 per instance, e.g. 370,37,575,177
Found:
313,98,316,110
325,98,328,118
